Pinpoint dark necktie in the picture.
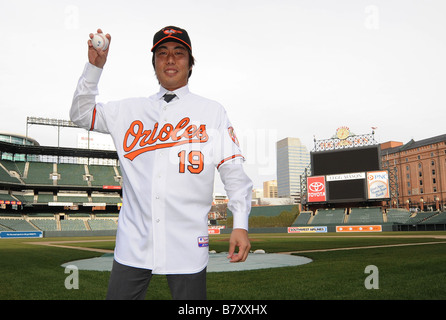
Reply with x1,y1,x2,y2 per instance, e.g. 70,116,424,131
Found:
163,93,176,103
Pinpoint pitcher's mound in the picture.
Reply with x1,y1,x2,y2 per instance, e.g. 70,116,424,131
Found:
62,252,312,272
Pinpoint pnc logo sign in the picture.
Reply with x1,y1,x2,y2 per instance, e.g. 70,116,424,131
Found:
307,176,326,203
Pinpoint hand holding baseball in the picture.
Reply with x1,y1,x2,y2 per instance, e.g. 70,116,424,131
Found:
88,28,111,69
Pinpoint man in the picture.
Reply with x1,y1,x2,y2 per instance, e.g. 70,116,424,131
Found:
70,26,253,300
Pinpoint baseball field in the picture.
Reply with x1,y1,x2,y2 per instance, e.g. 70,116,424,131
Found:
1,231,445,300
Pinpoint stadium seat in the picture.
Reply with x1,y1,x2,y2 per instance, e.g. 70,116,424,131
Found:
88,219,117,231
30,219,58,231
386,209,411,224
0,160,22,184
91,193,122,204
60,219,87,231
56,193,89,204
88,165,120,187
0,218,37,231
310,208,345,225
421,211,446,224
347,207,383,224
25,162,54,185
292,211,312,225
406,211,438,224
57,163,88,186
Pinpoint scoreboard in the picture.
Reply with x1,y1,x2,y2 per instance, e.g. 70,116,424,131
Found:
311,145,381,176
307,145,389,203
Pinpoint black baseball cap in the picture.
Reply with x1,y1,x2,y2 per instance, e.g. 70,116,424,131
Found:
151,26,192,52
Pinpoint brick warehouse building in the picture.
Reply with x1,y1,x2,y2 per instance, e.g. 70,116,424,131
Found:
381,134,446,211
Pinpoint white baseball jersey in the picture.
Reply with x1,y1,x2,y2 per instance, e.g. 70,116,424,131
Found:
70,63,252,274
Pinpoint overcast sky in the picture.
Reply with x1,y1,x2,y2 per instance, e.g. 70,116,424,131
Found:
1,0,445,191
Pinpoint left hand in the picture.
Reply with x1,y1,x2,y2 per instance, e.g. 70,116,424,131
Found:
227,228,251,263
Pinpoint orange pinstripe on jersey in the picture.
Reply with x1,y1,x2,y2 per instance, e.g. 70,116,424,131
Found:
90,105,97,131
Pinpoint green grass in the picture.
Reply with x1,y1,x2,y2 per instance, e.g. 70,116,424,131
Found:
0,232,445,300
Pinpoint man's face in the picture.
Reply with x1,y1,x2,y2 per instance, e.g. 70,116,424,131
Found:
154,42,191,91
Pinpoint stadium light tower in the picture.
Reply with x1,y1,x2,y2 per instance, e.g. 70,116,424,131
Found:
26,116,88,148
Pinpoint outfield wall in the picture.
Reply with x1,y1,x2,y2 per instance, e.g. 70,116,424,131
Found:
43,230,117,237
220,224,395,234
2,223,443,238
39,223,433,237
392,223,446,231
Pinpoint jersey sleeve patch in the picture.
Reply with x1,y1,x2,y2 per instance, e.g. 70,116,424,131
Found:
228,126,240,147
197,236,209,247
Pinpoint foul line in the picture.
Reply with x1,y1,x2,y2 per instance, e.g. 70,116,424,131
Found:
26,240,114,254
279,241,446,255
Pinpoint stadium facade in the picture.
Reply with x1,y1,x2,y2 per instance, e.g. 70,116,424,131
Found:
0,132,39,162
381,134,446,212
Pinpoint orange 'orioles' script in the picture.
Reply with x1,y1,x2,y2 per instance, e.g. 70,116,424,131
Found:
123,117,209,160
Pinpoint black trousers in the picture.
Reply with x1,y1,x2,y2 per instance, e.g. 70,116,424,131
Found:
106,259,207,300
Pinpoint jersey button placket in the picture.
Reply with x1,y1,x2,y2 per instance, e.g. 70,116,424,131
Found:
152,142,168,272
155,101,168,205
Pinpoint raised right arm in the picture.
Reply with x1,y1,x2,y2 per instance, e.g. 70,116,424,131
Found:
70,29,111,131
70,62,103,130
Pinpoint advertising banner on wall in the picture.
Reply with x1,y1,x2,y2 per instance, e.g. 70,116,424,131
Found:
288,226,327,233
336,225,382,232
367,171,390,200
307,176,326,202
0,231,43,238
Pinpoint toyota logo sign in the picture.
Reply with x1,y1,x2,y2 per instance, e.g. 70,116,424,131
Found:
307,176,326,202
309,181,325,192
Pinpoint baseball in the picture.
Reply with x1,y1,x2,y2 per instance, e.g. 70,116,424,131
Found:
91,33,109,51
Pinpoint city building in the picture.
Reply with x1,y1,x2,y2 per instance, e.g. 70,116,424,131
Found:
276,137,310,203
252,189,263,199
381,134,446,211
263,180,277,198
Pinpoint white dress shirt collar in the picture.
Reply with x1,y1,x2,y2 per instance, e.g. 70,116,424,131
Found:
156,85,190,102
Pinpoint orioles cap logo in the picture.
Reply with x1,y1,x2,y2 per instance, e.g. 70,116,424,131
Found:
163,28,183,35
